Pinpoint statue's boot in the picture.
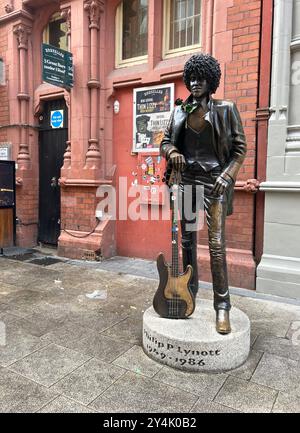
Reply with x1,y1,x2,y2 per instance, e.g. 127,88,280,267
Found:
211,253,231,334
216,309,231,334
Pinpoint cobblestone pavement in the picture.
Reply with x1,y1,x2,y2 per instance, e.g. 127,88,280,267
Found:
0,248,300,413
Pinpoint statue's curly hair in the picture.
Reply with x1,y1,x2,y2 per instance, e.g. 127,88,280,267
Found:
183,53,221,94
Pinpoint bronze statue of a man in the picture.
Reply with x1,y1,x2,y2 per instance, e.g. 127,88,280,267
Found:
160,53,247,334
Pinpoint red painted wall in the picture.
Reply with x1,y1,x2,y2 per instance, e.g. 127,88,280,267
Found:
114,80,188,261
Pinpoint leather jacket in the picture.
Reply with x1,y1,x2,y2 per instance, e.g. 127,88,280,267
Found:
160,95,247,215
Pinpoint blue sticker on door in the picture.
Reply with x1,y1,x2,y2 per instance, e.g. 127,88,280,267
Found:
50,110,64,129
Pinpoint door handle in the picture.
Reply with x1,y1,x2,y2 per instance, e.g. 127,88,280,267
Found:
50,177,58,188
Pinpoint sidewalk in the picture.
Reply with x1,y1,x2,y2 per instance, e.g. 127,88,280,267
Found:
0,248,300,413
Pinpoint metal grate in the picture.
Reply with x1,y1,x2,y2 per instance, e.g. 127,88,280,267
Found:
82,250,102,261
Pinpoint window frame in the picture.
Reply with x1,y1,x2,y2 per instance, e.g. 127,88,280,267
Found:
115,0,149,69
43,12,68,51
163,0,202,59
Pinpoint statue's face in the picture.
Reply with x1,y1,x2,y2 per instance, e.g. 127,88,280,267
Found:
189,74,209,99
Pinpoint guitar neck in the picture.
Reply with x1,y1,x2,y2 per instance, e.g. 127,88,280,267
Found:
171,190,179,278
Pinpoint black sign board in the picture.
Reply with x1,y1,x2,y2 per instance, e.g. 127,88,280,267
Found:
42,43,74,90
0,161,15,208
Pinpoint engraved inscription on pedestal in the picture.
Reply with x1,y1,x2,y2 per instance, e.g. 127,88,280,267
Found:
144,329,221,368
143,300,250,372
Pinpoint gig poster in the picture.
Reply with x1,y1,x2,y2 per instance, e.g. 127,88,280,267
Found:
133,83,174,153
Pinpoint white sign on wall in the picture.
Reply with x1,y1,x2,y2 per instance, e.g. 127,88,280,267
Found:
0,143,12,160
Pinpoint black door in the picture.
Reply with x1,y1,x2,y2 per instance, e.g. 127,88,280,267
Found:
38,99,68,245
0,161,16,248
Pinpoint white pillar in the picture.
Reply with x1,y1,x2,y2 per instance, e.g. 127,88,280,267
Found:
257,0,300,298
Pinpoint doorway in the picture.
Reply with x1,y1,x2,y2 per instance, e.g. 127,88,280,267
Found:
38,99,68,245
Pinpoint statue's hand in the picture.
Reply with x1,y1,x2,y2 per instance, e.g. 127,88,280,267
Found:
169,151,186,171
211,173,233,196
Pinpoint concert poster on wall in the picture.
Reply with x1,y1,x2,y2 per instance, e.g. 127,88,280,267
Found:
133,83,174,153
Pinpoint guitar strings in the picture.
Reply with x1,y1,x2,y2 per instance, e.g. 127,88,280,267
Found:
171,170,179,318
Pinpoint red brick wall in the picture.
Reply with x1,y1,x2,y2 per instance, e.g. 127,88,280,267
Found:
61,187,99,233
197,0,261,254
226,0,261,253
226,0,260,181
198,0,261,288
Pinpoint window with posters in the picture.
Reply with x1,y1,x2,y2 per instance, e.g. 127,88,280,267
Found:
133,83,174,153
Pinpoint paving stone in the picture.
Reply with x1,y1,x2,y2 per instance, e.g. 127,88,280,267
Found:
228,350,263,380
0,301,34,318
0,322,49,367
0,289,45,308
0,311,18,324
191,397,240,413
63,333,133,363
0,282,26,295
251,352,300,394
0,258,27,271
215,376,277,413
113,345,163,378
51,358,125,405
66,309,129,333
89,371,198,413
38,396,95,413
262,302,300,321
13,312,68,337
101,315,143,344
272,392,300,413
197,288,213,301
115,287,154,306
0,270,48,289
20,300,72,321
250,318,291,338
32,298,97,318
37,274,107,295
41,321,94,346
153,365,227,399
2,290,75,317
232,297,266,320
253,334,300,361
0,367,58,413
9,343,91,387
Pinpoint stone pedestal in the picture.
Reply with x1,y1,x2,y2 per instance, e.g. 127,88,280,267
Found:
143,299,250,372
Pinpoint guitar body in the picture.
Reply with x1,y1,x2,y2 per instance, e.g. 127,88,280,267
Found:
153,253,195,319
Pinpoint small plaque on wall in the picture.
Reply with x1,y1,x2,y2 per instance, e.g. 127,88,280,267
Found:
0,143,12,161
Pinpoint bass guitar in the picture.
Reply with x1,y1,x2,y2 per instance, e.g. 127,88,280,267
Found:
153,168,195,319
